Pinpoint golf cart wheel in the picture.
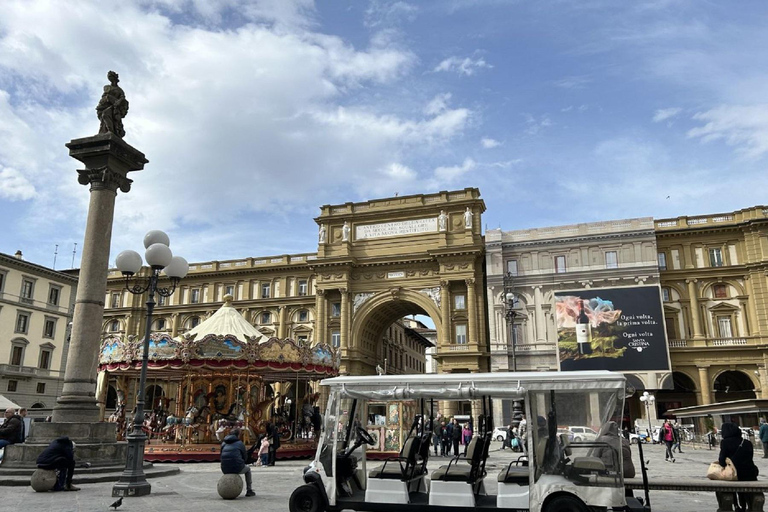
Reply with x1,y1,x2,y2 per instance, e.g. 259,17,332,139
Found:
544,494,589,512
496,435,504,442
290,484,324,512
631,438,639,444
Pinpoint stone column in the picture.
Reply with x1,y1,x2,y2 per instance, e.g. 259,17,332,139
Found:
54,134,146,423
440,280,451,347
533,286,545,342
466,278,477,345
698,366,712,405
687,279,703,339
278,306,287,339
340,288,349,350
316,289,326,344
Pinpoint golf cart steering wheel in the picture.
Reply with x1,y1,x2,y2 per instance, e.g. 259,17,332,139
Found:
356,425,375,445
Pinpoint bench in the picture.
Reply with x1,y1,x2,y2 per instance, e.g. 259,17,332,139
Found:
624,477,768,511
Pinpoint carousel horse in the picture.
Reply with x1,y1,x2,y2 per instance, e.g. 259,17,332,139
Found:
184,405,213,443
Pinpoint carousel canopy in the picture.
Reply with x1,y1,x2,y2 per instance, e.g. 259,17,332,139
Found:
184,294,264,344
98,294,339,378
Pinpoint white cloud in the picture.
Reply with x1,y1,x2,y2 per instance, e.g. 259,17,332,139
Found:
481,138,501,148
364,1,418,28
687,104,768,158
0,0,477,262
524,114,552,135
653,107,682,122
551,75,591,89
433,56,492,76
432,158,476,183
0,167,36,200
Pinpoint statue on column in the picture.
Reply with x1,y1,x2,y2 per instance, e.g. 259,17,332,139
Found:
96,71,129,138
318,224,326,244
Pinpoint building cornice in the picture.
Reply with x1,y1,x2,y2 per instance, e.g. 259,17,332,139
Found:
0,253,79,284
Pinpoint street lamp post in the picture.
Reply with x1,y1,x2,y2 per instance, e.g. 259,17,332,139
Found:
112,230,188,497
503,272,523,428
639,391,656,440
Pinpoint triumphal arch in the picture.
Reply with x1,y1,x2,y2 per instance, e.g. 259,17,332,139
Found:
312,188,489,380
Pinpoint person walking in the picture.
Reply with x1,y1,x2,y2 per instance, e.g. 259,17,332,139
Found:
432,422,442,456
519,415,528,453
256,435,270,466
719,422,759,509
36,436,79,491
759,418,768,458
441,421,451,457
461,424,472,456
672,421,683,454
451,418,461,456
659,419,676,462
220,428,255,497
267,422,280,466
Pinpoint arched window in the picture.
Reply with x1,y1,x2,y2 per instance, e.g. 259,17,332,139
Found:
109,320,120,332
297,310,309,322
186,316,200,329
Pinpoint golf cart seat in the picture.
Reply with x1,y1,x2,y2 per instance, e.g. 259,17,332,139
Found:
431,435,485,482
497,461,529,485
368,436,421,480
561,434,606,473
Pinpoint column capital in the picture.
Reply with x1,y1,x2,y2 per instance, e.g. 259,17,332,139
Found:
440,280,450,288
685,278,698,284
465,278,475,286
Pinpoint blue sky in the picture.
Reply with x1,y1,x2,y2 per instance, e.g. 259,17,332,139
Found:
1,0,767,269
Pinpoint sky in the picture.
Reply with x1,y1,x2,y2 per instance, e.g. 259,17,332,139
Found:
1,0,767,270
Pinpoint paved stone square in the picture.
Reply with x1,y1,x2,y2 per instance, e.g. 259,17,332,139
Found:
2,440,765,511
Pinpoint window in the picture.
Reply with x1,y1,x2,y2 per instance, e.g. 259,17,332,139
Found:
36,383,46,394
454,294,466,310
155,318,166,330
657,252,667,270
157,294,166,306
331,302,341,317
605,251,618,269
111,292,121,308
15,312,30,334
331,330,341,348
717,316,733,338
109,320,120,332
20,279,34,304
298,280,308,296
661,287,670,302
0,271,5,292
43,318,56,338
188,316,200,329
507,260,518,276
7,380,17,392
713,284,728,299
554,255,567,273
709,248,724,267
261,312,271,324
11,346,23,366
190,289,200,304
48,286,61,306
39,350,51,370
455,324,467,344
298,310,309,322
261,283,271,299
297,335,308,345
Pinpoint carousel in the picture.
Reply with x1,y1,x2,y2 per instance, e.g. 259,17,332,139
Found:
96,295,339,462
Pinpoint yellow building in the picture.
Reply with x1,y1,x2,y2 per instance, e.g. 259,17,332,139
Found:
655,206,768,420
0,251,77,418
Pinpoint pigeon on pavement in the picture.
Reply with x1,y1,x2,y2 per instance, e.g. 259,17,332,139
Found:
110,496,123,510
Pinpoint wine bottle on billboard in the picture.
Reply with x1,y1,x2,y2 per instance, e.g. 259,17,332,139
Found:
576,299,592,355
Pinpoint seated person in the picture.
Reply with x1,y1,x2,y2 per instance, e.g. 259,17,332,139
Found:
221,428,255,497
0,407,22,449
36,437,80,491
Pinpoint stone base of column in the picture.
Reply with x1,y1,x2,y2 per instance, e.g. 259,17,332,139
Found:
2,422,126,469
52,396,101,423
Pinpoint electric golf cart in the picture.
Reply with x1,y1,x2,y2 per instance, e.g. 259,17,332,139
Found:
289,371,650,512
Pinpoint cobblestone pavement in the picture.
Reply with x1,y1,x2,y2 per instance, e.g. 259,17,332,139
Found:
2,439,765,511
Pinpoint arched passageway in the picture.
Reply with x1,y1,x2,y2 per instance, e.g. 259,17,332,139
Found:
714,370,756,403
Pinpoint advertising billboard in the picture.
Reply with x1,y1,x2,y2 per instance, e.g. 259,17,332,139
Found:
555,285,671,372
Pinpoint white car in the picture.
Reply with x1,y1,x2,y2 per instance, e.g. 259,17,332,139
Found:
492,426,508,442
568,426,599,442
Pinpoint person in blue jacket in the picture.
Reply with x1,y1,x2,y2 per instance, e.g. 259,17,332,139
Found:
36,436,79,491
220,429,255,497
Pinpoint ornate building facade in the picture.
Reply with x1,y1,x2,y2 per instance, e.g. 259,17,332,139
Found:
655,206,768,416
0,251,76,418
485,218,666,425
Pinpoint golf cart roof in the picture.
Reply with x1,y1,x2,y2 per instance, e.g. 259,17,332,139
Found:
321,371,625,400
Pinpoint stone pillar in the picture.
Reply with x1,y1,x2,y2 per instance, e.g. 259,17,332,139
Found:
533,286,545,342
698,366,712,405
316,289,326,344
340,288,349,350
96,370,109,420
441,280,451,347
687,279,704,339
278,306,287,339
466,278,477,345
171,313,180,337
54,133,147,423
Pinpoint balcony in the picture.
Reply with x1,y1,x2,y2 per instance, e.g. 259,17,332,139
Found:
0,364,58,377
668,337,761,349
